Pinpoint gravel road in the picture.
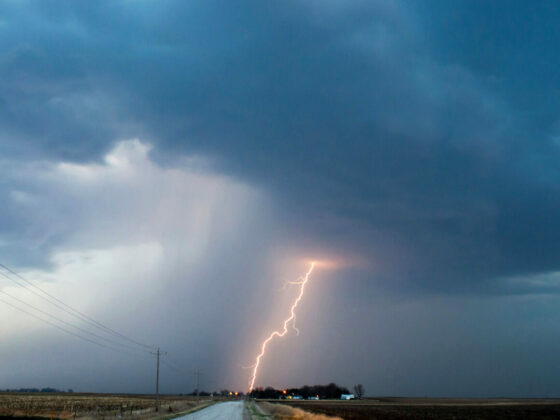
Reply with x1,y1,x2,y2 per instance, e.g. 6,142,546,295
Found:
175,401,248,420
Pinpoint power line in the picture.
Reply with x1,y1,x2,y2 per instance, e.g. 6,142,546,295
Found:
0,288,151,356
161,359,193,375
0,296,151,358
0,263,169,406
0,263,156,351
163,356,195,374
161,361,209,396
166,355,200,372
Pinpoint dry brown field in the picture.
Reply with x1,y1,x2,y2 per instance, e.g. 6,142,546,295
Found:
262,397,560,420
0,393,215,420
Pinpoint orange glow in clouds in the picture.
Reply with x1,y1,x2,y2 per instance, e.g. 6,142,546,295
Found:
248,262,316,392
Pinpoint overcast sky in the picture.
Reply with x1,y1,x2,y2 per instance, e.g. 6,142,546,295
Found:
2,0,560,397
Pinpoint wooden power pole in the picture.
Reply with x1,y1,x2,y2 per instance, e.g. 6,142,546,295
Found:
152,347,167,411
195,370,201,402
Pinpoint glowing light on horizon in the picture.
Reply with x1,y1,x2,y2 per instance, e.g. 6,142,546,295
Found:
248,262,316,392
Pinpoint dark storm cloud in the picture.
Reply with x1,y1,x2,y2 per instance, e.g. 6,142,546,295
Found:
3,0,560,397
4,0,556,294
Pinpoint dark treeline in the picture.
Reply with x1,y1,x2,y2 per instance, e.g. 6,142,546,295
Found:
1,388,73,393
251,383,350,399
186,390,212,397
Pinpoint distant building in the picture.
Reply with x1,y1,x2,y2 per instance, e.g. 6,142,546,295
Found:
341,394,355,400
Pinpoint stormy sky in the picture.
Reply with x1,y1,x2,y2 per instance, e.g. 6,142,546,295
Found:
2,0,560,397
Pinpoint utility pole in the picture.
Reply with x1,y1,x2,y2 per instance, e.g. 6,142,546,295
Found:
151,347,167,411
194,370,201,402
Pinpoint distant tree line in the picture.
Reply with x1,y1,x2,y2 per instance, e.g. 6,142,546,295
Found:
211,390,245,397
1,388,73,393
186,390,212,397
250,383,350,399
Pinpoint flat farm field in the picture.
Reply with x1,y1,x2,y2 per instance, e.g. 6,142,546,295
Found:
0,392,213,419
264,397,560,420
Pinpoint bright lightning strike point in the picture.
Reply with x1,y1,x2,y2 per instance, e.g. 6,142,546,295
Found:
248,262,316,393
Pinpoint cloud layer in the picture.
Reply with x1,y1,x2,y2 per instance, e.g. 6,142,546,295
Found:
2,0,560,396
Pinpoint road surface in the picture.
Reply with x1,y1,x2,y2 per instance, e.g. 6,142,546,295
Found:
176,401,248,420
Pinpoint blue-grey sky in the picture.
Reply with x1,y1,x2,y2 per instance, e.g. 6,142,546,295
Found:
2,0,560,397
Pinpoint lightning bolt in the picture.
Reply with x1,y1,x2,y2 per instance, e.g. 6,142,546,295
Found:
248,262,316,392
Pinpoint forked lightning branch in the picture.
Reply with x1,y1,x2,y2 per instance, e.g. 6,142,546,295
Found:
248,262,316,392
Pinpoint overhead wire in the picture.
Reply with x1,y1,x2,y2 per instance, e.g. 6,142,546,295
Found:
160,359,212,392
161,358,194,375
0,288,151,355
0,263,157,352
162,357,218,390
0,296,152,359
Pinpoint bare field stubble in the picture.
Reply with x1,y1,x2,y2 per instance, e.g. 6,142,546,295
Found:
0,393,214,419
263,398,560,420
256,401,342,420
